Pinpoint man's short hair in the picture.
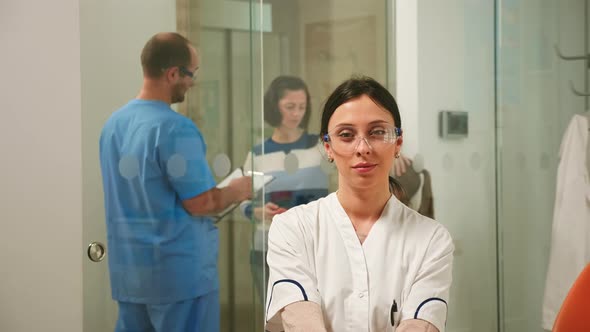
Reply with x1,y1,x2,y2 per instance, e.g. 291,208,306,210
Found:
141,32,191,78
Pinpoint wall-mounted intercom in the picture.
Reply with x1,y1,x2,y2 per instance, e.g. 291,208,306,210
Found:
439,110,468,139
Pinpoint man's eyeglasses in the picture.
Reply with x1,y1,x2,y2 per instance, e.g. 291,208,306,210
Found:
179,66,198,81
322,126,402,155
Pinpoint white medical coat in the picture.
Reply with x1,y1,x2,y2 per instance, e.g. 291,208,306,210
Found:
265,193,454,332
542,113,590,330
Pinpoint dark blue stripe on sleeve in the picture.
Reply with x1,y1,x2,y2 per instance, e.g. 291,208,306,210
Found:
414,297,448,319
265,279,309,322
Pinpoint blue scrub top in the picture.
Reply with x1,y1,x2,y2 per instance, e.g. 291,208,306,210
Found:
99,99,217,304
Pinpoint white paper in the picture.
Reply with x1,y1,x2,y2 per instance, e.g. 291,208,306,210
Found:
213,168,274,221
245,170,275,192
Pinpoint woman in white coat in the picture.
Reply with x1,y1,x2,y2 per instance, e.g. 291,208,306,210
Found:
265,76,454,332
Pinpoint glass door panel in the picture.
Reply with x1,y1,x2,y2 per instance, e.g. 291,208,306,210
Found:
248,0,391,331
82,0,392,331
496,1,588,331
81,1,177,331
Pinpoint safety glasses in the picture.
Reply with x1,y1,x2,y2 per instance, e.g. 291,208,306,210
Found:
179,66,198,81
322,126,402,155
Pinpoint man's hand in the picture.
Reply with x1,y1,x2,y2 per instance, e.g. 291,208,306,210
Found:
228,176,253,202
181,176,252,216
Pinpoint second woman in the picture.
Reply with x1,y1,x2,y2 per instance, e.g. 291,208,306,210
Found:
240,76,330,301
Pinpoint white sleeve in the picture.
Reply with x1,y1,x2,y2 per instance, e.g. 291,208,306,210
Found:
265,212,322,332
401,225,454,332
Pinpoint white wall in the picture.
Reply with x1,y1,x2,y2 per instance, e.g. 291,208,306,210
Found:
397,1,497,331
0,1,83,331
0,1,177,331
79,2,176,331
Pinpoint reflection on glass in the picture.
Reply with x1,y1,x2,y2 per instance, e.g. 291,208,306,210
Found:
241,76,330,302
182,0,390,330
283,152,300,175
497,2,586,331
212,153,232,177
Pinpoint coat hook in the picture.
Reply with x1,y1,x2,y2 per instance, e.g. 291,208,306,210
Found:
554,44,588,61
569,81,590,97
554,44,590,69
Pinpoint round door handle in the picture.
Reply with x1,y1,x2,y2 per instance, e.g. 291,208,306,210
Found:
87,242,106,262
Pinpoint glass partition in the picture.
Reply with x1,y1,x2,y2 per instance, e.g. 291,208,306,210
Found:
81,2,178,331
395,2,499,331
245,0,391,331
181,0,391,330
496,1,588,331
203,1,391,330
74,1,589,332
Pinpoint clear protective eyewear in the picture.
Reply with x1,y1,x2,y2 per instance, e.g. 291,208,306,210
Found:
322,126,402,155
179,66,198,81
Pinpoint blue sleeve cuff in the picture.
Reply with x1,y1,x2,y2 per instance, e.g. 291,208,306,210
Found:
244,204,253,219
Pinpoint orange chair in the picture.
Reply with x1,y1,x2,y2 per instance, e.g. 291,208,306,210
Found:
552,264,590,332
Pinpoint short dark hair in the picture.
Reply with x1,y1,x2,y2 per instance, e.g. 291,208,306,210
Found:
320,76,401,136
264,76,312,128
141,32,192,78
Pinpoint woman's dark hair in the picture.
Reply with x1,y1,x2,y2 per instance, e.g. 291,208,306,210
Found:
141,32,192,78
320,75,405,197
264,76,312,129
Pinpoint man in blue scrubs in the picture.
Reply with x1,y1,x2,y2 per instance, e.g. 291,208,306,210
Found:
99,32,252,332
